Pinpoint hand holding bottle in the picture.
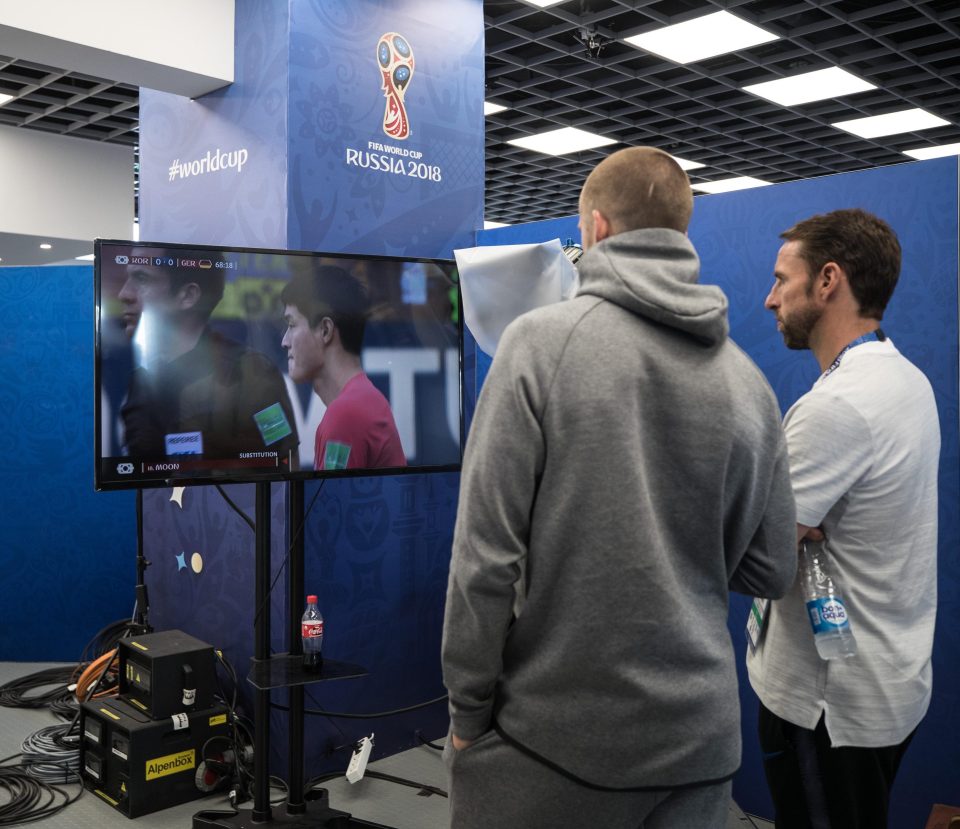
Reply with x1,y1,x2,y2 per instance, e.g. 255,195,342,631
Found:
799,541,857,660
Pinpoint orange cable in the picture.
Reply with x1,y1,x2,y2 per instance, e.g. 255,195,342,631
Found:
75,649,119,702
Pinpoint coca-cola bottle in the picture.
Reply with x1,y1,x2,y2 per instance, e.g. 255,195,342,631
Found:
301,595,324,671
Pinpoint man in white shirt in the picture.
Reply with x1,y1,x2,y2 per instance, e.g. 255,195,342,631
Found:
748,208,940,828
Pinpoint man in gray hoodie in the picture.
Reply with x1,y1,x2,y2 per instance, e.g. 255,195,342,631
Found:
441,146,797,828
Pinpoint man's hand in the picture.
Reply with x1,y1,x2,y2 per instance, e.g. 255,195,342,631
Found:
797,523,825,545
451,733,474,752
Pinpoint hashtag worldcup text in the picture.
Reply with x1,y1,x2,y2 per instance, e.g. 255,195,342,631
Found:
168,147,249,182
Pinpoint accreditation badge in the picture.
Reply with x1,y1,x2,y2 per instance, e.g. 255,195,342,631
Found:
745,597,770,653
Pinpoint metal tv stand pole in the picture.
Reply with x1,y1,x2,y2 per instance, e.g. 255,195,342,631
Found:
193,480,391,829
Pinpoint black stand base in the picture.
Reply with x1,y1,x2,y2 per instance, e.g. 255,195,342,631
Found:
192,788,393,828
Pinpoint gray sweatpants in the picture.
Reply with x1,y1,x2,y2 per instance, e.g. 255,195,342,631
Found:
444,730,731,829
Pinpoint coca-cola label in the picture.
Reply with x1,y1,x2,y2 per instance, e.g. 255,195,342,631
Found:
302,620,324,638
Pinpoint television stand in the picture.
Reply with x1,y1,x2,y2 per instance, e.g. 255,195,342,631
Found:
193,788,389,829
192,481,395,829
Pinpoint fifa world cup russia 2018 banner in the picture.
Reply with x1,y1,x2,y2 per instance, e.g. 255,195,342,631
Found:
287,0,485,259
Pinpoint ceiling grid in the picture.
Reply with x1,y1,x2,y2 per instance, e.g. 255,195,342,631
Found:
484,0,960,222
0,56,139,145
0,1,957,227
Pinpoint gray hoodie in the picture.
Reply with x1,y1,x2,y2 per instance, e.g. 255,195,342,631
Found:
442,228,796,789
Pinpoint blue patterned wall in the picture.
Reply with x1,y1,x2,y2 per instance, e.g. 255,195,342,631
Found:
0,266,135,660
287,0,484,258
139,0,290,249
694,159,960,827
475,158,960,827
296,473,457,756
136,0,483,776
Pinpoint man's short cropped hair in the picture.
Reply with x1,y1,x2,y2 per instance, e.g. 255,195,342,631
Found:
780,208,901,320
579,146,693,234
281,265,369,355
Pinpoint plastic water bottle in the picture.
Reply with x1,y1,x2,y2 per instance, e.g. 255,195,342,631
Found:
800,541,857,660
301,594,324,671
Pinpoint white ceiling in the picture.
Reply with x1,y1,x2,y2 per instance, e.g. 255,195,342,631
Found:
0,231,95,267
1,0,959,258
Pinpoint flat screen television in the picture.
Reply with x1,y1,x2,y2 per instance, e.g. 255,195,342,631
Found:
95,239,462,491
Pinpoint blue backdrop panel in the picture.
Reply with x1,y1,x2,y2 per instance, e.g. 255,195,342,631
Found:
142,483,290,680
288,0,484,259
281,0,480,772
691,158,960,827
296,473,457,765
283,0,483,763
475,158,960,826
0,265,135,660
138,0,291,248
137,0,297,768
136,0,483,775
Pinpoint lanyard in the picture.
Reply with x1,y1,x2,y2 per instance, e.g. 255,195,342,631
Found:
821,328,886,379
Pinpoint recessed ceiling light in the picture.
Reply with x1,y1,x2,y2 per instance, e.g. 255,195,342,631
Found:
519,0,567,7
672,155,705,171
507,127,617,156
744,67,876,106
623,11,778,65
902,142,960,160
40,243,52,250
484,221,510,229
0,93,13,107
484,101,508,116
75,254,95,261
691,177,772,194
832,108,949,138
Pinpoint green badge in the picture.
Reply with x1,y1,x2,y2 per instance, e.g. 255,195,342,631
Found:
253,403,293,446
323,441,351,470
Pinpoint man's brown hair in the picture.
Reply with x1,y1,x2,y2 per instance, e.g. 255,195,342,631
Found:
780,208,901,320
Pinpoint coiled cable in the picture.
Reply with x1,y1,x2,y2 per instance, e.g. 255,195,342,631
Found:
0,666,75,710
20,724,80,784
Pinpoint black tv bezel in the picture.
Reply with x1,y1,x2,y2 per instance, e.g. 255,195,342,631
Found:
94,238,464,492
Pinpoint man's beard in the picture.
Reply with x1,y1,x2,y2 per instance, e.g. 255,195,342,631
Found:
779,304,821,350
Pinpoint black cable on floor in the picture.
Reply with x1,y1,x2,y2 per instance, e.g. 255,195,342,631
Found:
0,666,75,710
20,723,80,784
364,770,447,798
304,770,447,799
48,697,79,721
415,730,445,751
0,763,83,825
0,621,140,712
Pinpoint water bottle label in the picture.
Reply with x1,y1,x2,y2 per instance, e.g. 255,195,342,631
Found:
806,597,850,633
302,620,324,638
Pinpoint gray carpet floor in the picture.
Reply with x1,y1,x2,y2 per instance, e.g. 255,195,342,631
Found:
0,661,773,828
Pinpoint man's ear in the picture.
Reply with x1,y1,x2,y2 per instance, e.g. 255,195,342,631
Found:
316,316,335,344
176,282,202,311
591,209,612,244
817,262,844,300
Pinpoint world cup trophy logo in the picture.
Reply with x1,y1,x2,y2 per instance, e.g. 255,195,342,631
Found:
377,33,414,140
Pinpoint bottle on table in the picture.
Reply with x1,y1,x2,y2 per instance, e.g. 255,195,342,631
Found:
301,594,324,671
800,541,857,660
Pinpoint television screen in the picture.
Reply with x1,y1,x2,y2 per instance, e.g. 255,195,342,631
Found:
95,239,462,490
